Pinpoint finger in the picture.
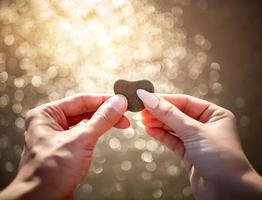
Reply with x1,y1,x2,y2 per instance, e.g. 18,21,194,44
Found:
145,127,185,159
67,113,94,127
141,109,172,130
141,109,152,118
67,112,130,129
114,115,130,129
141,109,158,121
142,117,163,127
86,95,128,138
142,117,165,128
142,113,173,131
142,118,172,132
48,93,111,117
137,89,202,140
159,94,220,123
38,94,111,130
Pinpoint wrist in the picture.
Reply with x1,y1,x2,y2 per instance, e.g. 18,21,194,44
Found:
0,177,41,200
0,174,73,200
213,169,262,200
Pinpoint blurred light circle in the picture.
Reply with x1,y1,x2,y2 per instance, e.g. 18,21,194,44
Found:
182,186,192,196
121,160,132,171
31,76,42,87
152,189,163,198
47,66,58,79
12,103,23,114
235,97,245,108
15,117,25,129
141,151,153,163
5,161,14,172
4,35,15,46
0,72,8,83
14,90,24,101
0,135,9,149
211,82,223,94
109,137,121,151
240,115,249,127
146,161,157,172
14,77,25,88
167,165,180,176
0,94,10,107
135,138,146,150
141,171,152,181
82,183,93,194
146,140,158,152
210,62,221,71
93,165,103,174
123,128,135,139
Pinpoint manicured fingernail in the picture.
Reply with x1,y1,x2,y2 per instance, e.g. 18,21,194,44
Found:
137,89,159,109
107,95,128,112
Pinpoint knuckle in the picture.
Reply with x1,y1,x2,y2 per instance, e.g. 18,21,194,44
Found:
28,146,38,160
75,122,98,138
162,104,175,118
25,107,46,130
24,131,30,142
25,109,38,130
25,107,43,121
159,132,167,144
106,105,121,117
96,111,111,125
82,124,97,136
25,109,37,120
224,109,236,120
214,108,235,120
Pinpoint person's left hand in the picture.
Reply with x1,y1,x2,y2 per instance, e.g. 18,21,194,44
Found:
1,94,129,200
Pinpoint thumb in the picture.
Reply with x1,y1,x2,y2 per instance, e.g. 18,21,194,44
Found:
137,89,202,140
87,94,128,138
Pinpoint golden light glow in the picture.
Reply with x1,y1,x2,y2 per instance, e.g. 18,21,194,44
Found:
0,0,225,199
0,0,220,98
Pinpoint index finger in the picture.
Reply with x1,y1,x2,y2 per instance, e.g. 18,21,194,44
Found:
45,93,111,117
158,94,220,122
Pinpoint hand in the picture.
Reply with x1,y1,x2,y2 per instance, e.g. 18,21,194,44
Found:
137,90,262,200
0,94,129,200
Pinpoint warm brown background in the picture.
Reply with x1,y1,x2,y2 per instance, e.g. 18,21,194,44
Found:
0,0,262,198
183,0,262,175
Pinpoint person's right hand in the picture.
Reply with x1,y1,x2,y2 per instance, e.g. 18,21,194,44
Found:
137,90,262,200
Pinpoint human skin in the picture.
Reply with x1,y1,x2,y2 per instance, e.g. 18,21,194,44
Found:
137,89,262,200
0,94,129,200
1,91,262,200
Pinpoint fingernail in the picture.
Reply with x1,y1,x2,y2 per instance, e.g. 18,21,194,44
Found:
137,89,159,109
106,95,128,112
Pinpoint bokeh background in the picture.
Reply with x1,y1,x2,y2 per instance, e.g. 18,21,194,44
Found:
0,0,262,200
